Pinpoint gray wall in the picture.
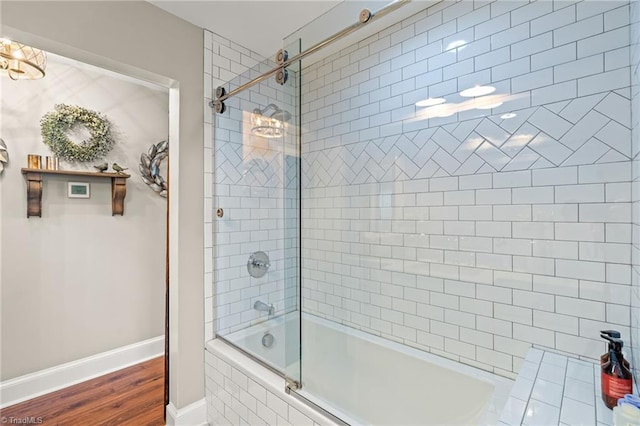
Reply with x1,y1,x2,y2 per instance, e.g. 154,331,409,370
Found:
0,1,204,409
1,56,168,380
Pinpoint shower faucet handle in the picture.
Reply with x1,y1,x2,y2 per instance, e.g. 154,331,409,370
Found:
251,259,270,269
247,251,270,278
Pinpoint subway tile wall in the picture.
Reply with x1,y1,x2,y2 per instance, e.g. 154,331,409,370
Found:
301,0,633,378
630,0,640,386
205,344,335,426
205,30,264,342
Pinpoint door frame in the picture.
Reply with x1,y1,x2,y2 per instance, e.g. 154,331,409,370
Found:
0,27,178,417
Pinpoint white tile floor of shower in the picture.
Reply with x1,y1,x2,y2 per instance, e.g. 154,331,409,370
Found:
498,348,634,426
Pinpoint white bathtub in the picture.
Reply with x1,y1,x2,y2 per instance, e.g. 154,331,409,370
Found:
223,312,298,372
219,313,513,425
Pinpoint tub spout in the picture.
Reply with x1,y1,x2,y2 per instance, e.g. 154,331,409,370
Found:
254,300,274,316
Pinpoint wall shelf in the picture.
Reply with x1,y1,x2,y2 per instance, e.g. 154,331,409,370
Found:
20,168,131,217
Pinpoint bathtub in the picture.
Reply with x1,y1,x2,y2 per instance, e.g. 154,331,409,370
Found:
214,313,513,425
223,312,297,373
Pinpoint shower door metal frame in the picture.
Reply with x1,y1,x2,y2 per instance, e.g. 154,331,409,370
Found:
282,36,303,393
210,42,304,390
210,0,410,112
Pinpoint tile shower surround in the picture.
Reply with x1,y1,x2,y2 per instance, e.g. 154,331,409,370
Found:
203,0,640,424
300,0,634,379
205,345,331,426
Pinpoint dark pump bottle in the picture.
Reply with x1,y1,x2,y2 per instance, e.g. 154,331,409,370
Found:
600,330,630,369
601,331,633,409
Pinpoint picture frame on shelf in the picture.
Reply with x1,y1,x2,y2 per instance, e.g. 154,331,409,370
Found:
68,181,90,199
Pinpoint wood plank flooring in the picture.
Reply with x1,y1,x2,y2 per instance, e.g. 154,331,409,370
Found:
0,356,165,426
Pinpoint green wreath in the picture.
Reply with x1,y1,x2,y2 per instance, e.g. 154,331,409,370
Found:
40,104,114,162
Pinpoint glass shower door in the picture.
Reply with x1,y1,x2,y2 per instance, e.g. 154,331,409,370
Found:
282,39,302,390
213,54,301,380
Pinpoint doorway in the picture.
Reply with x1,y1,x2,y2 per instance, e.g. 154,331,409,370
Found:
0,50,170,423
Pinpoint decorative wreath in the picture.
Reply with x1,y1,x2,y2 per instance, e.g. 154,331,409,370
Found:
40,104,114,162
139,140,168,198
0,138,8,174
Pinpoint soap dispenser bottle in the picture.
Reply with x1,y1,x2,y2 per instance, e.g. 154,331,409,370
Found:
601,330,631,369
601,330,621,365
601,333,633,409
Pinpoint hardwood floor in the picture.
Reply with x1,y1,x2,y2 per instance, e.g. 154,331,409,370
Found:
0,357,165,426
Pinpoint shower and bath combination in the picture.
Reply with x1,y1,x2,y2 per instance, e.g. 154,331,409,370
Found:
203,0,599,423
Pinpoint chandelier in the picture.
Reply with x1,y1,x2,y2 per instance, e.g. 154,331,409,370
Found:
0,39,46,80
251,104,291,139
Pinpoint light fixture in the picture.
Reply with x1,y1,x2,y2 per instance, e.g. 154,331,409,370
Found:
460,85,495,97
500,113,517,119
415,97,446,107
445,40,467,52
0,39,46,80
251,103,291,138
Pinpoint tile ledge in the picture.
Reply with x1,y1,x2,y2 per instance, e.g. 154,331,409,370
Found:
499,348,617,426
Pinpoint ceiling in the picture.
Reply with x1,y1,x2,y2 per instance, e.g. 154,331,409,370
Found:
149,1,341,59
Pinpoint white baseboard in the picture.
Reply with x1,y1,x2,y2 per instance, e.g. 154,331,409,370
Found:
166,398,208,426
0,335,164,408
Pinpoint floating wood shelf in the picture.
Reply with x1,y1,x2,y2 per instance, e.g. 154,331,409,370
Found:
21,168,131,217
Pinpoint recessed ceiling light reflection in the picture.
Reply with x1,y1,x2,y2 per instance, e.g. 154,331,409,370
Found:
415,97,446,107
460,85,496,97
428,104,456,118
500,113,517,119
476,101,503,110
445,40,467,52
